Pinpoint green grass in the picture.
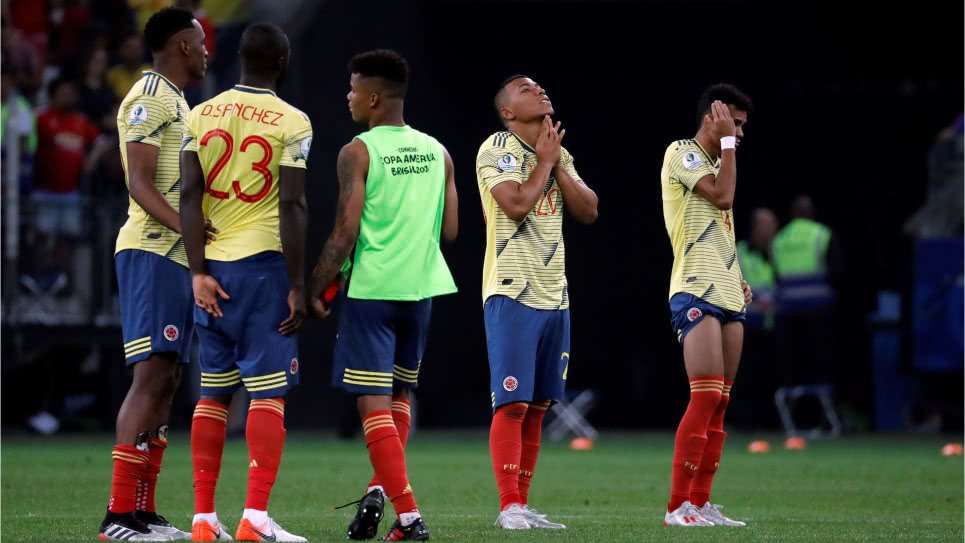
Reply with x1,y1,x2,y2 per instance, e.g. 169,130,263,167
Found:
2,432,962,541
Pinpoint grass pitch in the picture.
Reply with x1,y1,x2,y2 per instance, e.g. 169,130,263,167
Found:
2,432,962,542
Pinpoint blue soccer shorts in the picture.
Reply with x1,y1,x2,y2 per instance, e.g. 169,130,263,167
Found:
194,252,299,399
332,297,432,395
116,249,193,365
484,295,571,410
669,292,747,344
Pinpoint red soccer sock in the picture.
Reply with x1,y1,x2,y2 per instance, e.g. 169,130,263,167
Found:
363,410,418,515
691,380,732,507
668,376,723,512
245,398,286,511
191,400,229,514
136,433,167,513
518,401,549,505
369,398,412,489
489,402,528,510
109,444,149,514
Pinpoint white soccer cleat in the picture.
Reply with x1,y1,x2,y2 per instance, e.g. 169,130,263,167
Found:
520,506,566,529
494,504,532,529
235,517,306,542
697,502,747,527
664,500,714,527
137,513,191,540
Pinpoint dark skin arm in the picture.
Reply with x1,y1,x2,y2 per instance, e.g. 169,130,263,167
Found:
442,147,458,242
694,101,737,210
180,149,229,318
490,116,562,221
553,161,598,224
128,142,182,232
308,140,367,318
277,165,308,335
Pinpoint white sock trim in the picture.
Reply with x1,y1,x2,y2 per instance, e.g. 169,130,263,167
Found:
366,485,385,496
193,512,219,525
242,508,269,526
399,511,421,527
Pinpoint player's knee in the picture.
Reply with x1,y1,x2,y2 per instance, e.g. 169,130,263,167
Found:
392,389,412,403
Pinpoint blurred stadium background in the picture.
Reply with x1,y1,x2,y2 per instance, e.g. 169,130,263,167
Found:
0,0,962,540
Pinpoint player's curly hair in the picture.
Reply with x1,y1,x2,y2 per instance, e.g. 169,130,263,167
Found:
144,7,195,53
349,49,409,98
697,83,754,124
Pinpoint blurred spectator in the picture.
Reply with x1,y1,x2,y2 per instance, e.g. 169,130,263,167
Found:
30,77,99,293
903,114,965,238
1,15,44,100
772,195,842,386
732,208,780,429
6,0,48,65
738,208,779,330
83,104,125,197
106,33,149,101
1,66,38,188
48,0,93,68
78,47,117,122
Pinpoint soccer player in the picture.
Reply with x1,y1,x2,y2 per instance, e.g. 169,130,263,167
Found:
476,75,598,530
659,84,754,527
179,23,311,543
101,7,207,541
308,49,458,541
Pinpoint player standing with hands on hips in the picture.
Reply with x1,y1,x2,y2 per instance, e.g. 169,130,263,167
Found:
659,84,754,527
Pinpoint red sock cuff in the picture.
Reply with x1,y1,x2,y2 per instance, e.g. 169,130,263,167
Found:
194,400,230,424
364,410,400,444
112,444,149,465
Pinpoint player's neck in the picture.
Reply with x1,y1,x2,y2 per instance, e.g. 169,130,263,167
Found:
150,59,189,92
368,105,406,129
238,75,276,93
695,128,721,160
509,121,541,150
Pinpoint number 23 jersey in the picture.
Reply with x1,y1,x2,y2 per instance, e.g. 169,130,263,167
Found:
182,84,313,262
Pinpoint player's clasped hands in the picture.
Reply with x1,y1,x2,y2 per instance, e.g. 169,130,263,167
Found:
204,219,218,245
536,115,565,165
192,273,230,318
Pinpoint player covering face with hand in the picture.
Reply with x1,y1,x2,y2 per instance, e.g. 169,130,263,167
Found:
475,75,598,530
659,83,753,527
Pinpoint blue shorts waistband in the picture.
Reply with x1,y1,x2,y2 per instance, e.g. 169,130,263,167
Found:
206,251,285,274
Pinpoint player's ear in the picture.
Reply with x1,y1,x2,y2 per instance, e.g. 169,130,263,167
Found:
500,105,515,123
368,92,379,109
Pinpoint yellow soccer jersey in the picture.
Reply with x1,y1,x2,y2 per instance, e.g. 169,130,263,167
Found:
182,85,313,262
661,139,744,312
116,71,191,265
476,131,579,310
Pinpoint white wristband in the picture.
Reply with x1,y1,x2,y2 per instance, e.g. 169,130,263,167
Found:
720,136,737,150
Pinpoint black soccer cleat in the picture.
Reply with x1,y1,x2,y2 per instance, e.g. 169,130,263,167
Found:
98,510,161,541
381,518,429,541
344,489,386,540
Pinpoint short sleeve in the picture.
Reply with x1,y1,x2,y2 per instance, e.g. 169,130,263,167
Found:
559,147,581,181
180,109,199,153
122,94,175,148
667,146,716,191
476,137,523,192
279,111,313,169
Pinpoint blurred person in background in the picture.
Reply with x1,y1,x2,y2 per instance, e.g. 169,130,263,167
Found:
79,47,118,123
29,76,99,295
107,33,150,101
772,195,842,387
903,114,964,238
1,66,38,194
47,0,93,68
734,208,780,428
1,14,44,100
